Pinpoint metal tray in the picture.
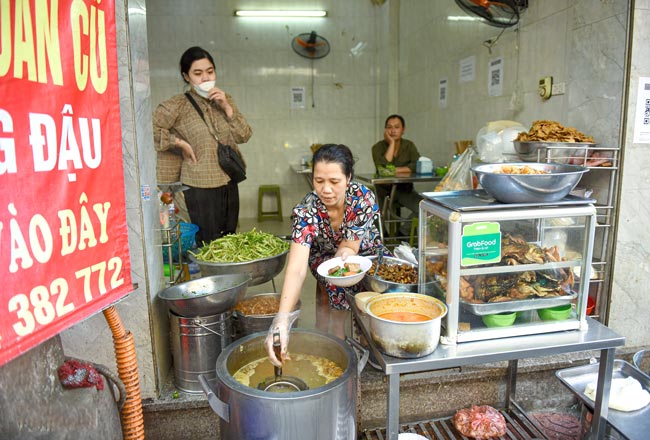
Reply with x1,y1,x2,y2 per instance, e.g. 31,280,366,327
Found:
556,360,650,440
513,141,596,163
460,291,577,316
421,189,596,211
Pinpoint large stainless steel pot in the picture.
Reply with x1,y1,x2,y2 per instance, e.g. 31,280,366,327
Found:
199,329,362,440
365,293,447,358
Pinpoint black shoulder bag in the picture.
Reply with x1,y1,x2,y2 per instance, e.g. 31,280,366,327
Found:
185,93,247,183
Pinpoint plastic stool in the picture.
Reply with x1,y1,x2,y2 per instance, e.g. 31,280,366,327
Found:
257,185,283,222
409,218,418,247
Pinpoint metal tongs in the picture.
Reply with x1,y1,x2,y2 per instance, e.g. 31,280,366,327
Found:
374,249,385,279
257,331,308,392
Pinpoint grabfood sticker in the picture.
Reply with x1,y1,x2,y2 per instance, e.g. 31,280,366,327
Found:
461,223,501,266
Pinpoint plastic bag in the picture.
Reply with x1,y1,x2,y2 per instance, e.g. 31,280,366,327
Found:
435,148,475,192
475,120,526,163
394,242,418,265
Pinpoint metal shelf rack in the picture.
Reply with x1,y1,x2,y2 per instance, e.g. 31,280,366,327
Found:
532,144,620,323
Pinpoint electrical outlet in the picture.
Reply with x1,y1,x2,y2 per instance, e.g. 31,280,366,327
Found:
552,82,566,95
538,76,552,100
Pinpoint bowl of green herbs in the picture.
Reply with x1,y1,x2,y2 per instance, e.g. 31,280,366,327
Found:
189,229,290,286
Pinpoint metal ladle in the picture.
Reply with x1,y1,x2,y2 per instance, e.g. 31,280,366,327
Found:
257,331,308,393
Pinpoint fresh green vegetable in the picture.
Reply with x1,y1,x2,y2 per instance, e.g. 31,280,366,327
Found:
190,228,289,263
377,164,396,177
330,267,346,277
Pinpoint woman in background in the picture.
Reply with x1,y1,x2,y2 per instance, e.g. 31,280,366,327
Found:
266,144,390,366
153,46,252,244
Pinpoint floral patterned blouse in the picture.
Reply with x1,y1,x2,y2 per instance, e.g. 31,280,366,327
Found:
291,181,391,309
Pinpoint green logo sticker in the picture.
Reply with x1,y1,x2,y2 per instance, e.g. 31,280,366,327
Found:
461,222,501,266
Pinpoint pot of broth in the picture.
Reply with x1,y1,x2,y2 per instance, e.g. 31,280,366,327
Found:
365,293,447,358
198,329,359,440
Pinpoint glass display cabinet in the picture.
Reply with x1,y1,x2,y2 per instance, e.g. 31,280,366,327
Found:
418,190,596,344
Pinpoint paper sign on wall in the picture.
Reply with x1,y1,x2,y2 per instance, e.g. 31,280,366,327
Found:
439,78,448,108
632,77,650,144
459,56,476,83
488,57,503,97
0,0,132,366
291,87,306,109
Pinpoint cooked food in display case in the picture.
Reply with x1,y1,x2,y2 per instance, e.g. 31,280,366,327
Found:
419,190,596,344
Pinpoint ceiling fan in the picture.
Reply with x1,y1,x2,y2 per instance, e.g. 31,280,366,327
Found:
291,31,331,107
454,0,527,28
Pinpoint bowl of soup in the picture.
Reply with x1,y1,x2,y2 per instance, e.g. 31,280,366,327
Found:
365,293,447,358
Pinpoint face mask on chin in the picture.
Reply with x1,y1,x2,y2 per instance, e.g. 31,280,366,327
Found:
193,80,215,98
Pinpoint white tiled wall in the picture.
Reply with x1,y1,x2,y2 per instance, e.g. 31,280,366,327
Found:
147,0,386,221
398,0,626,166
147,0,627,217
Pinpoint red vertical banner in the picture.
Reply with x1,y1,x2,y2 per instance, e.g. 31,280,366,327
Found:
0,0,132,366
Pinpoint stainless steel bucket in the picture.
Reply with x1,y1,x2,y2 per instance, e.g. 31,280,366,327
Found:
170,311,232,394
199,329,363,440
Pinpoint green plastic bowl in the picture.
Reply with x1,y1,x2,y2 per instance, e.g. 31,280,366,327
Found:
482,311,516,327
537,304,572,321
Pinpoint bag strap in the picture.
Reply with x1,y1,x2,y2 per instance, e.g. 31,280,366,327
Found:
185,92,219,141
185,92,205,121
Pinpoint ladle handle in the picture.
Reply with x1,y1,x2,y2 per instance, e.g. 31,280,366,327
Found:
273,331,282,377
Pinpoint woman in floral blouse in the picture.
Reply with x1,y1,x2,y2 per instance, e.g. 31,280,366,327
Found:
266,144,390,366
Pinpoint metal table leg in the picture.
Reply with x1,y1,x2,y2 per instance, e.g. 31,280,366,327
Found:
387,372,400,440
588,348,615,439
505,359,518,409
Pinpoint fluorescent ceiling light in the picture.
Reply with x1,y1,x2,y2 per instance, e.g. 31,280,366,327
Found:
447,16,482,21
235,10,327,18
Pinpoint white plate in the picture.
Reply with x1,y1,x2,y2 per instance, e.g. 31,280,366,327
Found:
317,255,372,287
398,434,427,440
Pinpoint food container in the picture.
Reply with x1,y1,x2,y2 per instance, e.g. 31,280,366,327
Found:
513,141,594,164
157,273,250,317
189,248,289,286
316,255,372,287
472,162,588,203
537,304,572,321
363,256,439,295
231,293,301,338
354,291,380,313
419,190,596,344
365,293,447,358
199,329,359,440
482,312,517,328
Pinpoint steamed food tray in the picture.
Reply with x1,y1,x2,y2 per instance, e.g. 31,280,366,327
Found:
556,360,650,440
460,291,577,316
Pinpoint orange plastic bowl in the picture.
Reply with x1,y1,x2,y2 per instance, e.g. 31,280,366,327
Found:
586,297,596,315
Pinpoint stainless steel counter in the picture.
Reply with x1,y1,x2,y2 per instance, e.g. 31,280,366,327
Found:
350,299,625,440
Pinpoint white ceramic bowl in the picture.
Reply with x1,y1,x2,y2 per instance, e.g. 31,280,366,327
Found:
317,255,373,287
